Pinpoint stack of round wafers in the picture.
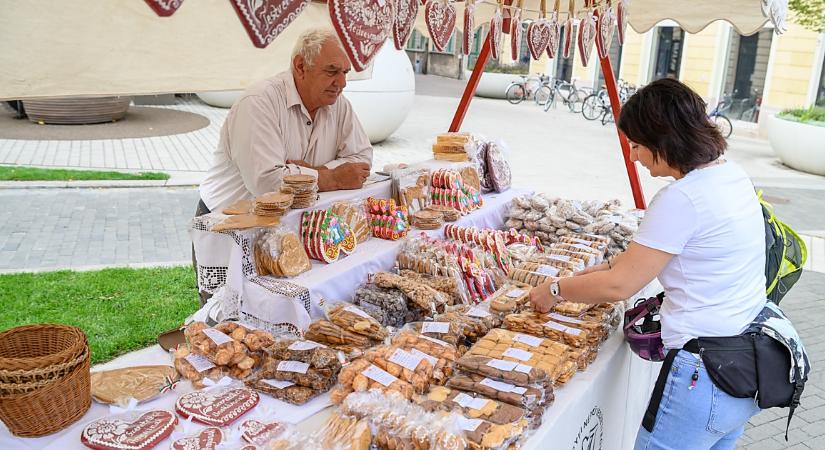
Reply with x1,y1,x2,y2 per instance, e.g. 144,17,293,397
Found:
282,174,318,209
427,205,460,222
412,210,444,230
253,192,293,217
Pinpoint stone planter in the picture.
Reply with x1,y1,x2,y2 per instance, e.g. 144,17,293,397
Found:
767,113,825,176
196,91,242,108
23,96,132,124
466,71,525,99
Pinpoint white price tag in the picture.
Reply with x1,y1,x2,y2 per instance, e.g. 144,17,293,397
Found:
456,417,483,432
570,238,593,246
511,386,527,395
410,348,438,367
486,359,518,371
515,364,533,374
547,312,585,325
513,333,543,348
277,360,310,374
536,265,559,277
420,335,450,347
261,379,295,389
453,392,475,408
506,289,525,298
345,305,372,319
503,348,533,362
543,320,583,336
362,364,398,387
202,328,233,346
479,378,518,393
288,340,324,351
547,254,571,262
421,322,450,334
185,353,215,373
468,307,491,318
389,349,424,371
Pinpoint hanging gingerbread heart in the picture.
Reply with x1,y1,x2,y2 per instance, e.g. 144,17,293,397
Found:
329,0,394,72
489,9,503,60
394,0,419,50
578,10,597,67
462,2,475,55
526,20,551,61
596,7,616,59
547,12,561,58
562,17,575,58
617,0,629,45
229,0,311,49
425,0,457,52
144,0,184,17
510,8,522,61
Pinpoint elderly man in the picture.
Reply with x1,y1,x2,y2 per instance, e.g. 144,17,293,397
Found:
197,28,373,215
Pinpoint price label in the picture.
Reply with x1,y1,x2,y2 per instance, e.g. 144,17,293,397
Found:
486,359,518,371
480,378,518,393
362,364,398,387
543,320,583,336
453,393,489,410
422,322,450,334
547,254,571,262
513,333,543,348
185,354,215,373
277,360,310,374
288,340,325,351
456,417,483,432
506,289,525,298
389,349,424,371
547,312,585,325
570,238,593,246
468,307,491,318
503,348,533,362
420,335,450,347
410,348,438,367
345,305,372,319
261,379,295,389
511,386,527,395
536,265,559,277
515,364,533,374
202,328,233,346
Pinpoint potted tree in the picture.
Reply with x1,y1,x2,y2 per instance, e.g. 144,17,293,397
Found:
767,107,825,176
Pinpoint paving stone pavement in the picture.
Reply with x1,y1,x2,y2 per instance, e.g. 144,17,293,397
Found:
0,187,198,272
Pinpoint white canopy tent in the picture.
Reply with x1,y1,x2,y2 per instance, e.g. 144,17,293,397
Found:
0,0,786,100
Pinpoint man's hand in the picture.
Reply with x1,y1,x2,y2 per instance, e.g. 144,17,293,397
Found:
530,280,561,313
317,162,370,192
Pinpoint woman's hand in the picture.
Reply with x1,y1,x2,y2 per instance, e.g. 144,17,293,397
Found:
530,280,562,313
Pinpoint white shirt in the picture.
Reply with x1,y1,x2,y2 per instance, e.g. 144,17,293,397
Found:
633,161,767,349
199,71,373,212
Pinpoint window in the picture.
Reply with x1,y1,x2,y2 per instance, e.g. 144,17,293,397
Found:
652,26,684,80
406,30,428,52
817,51,825,107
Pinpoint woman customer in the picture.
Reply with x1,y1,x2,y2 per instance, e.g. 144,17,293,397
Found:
530,78,765,449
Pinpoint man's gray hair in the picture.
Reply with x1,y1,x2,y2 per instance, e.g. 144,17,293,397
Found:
291,28,345,68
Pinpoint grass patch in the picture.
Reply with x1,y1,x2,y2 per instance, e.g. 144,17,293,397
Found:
0,166,170,181
0,266,199,365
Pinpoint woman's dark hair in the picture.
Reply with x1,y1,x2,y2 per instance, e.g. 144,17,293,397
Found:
618,78,726,174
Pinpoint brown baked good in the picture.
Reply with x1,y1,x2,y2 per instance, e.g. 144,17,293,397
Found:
91,366,179,405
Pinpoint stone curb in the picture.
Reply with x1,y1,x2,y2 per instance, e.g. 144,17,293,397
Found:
0,180,198,189
0,260,191,275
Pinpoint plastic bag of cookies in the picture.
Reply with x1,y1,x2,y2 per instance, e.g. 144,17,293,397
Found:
332,200,371,244
434,305,502,342
488,282,532,315
303,320,374,355
354,283,411,328
405,321,465,346
172,344,228,389
325,302,388,341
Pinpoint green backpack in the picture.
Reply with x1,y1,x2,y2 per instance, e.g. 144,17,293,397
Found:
758,191,807,304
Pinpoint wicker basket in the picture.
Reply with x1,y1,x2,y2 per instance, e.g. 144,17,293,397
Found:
0,324,92,437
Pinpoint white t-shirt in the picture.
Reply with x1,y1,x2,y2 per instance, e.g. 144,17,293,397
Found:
633,161,767,349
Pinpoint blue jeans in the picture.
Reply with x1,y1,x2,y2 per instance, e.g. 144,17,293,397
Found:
635,350,762,450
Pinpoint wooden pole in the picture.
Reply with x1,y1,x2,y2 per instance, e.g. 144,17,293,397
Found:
449,35,492,132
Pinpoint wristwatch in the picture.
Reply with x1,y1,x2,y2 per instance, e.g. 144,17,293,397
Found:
549,281,565,301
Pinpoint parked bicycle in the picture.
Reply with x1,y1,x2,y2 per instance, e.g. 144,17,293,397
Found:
581,80,637,125
505,74,549,105
540,78,588,113
709,96,733,138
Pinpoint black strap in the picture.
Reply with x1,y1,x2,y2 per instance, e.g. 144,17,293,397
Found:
642,348,680,432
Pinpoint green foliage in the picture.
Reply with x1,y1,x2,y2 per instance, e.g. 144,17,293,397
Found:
779,106,825,126
0,166,170,182
788,0,825,33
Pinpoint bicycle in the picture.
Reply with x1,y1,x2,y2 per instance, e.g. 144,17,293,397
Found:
582,80,637,125
505,74,547,105
542,79,588,113
709,96,733,138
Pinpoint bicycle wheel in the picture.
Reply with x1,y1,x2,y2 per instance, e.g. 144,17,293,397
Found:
543,89,557,112
601,108,614,126
581,94,602,120
711,114,733,138
534,85,553,106
568,89,587,113
506,84,525,104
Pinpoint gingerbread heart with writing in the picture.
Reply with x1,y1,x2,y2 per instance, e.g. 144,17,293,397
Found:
81,410,177,450
329,0,394,72
596,7,616,59
616,0,629,45
175,387,260,427
527,19,551,61
562,17,575,59
510,8,522,61
229,0,311,49
547,12,561,58
143,0,184,17
578,11,597,66
171,427,223,450
393,0,419,50
425,0,457,52
241,419,286,444
462,2,475,55
489,9,503,60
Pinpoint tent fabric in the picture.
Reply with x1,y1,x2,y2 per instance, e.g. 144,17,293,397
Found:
0,0,782,99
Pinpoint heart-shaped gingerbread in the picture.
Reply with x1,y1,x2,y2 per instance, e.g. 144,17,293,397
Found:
171,427,223,450
596,7,616,59
489,9,503,60
462,2,475,55
393,0,419,50
175,387,260,427
81,410,177,450
510,8,522,61
241,419,286,445
562,17,575,59
578,11,597,67
527,20,551,61
329,0,393,72
229,0,311,49
425,0,457,52
143,0,184,17
616,0,629,45
547,13,561,58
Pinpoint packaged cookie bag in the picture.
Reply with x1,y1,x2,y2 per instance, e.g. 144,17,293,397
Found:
254,227,312,278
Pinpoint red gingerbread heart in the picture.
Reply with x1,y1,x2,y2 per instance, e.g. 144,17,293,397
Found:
329,0,394,72
617,0,629,45
175,387,260,427
596,7,616,59
393,0,419,50
143,0,184,17
489,9,503,60
526,20,551,61
578,11,597,67
171,427,223,450
229,0,311,49
510,8,522,61
562,17,575,59
546,13,561,58
241,419,286,444
462,2,475,55
81,410,177,450
425,0,457,52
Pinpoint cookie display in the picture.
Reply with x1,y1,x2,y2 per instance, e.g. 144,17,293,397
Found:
282,174,318,209
170,427,223,450
172,345,226,389
90,365,179,405
429,168,483,215
366,197,410,240
246,378,321,405
326,303,388,341
254,228,312,278
300,209,357,263
240,419,286,445
303,319,373,354
175,386,260,426
80,410,177,450
222,199,253,215
503,312,591,348
317,412,371,450
354,284,411,328
412,209,444,230
489,282,532,315
331,201,371,243
254,192,294,217
427,204,460,222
